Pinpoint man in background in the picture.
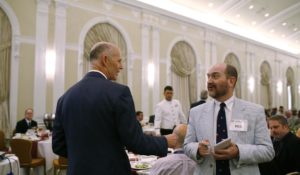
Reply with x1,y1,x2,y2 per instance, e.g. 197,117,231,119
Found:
15,108,37,134
155,86,186,135
268,115,300,175
190,90,208,108
136,111,145,127
150,124,196,175
52,42,177,175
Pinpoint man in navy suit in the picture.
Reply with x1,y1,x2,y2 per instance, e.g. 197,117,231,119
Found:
15,108,37,134
190,90,208,108
52,42,177,175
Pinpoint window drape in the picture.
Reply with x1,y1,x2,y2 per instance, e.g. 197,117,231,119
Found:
286,67,295,109
224,53,241,98
260,61,272,108
171,41,196,116
0,8,12,137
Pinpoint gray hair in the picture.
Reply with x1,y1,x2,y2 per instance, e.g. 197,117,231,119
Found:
200,90,208,100
89,42,114,61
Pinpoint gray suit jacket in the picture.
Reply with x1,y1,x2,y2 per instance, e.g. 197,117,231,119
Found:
184,98,274,175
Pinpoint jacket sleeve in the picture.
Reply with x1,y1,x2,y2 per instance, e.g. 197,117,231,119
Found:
234,106,274,166
116,86,168,157
52,97,68,158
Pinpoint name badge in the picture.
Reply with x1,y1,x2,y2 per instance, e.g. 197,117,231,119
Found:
229,119,248,131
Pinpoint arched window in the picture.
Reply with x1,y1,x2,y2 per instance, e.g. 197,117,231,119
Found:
224,53,241,98
83,23,127,84
286,67,295,110
260,61,272,109
0,7,12,136
170,41,196,115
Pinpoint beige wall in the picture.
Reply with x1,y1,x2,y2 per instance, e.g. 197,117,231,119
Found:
3,0,300,127
17,44,35,120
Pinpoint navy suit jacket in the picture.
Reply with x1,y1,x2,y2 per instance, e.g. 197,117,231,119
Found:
190,100,206,108
15,118,37,134
52,72,168,175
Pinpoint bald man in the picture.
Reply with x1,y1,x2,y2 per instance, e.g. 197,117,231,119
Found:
52,42,177,175
150,124,196,175
184,63,274,175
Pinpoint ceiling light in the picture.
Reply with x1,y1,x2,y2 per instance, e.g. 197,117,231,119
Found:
235,14,240,18
135,1,300,54
282,22,287,26
296,40,299,43
252,21,256,25
269,29,275,33
281,34,285,38
264,13,269,17
249,5,254,10
208,3,214,7
294,27,298,31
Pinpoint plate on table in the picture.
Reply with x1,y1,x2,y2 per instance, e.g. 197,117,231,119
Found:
131,162,152,170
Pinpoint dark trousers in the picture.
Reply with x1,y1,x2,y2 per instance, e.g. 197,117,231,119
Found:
160,128,173,135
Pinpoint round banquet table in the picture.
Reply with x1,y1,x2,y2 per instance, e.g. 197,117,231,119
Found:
0,155,20,175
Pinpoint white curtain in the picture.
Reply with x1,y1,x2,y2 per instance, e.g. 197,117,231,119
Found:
171,41,196,116
286,67,295,109
84,23,127,84
260,61,272,109
0,8,12,137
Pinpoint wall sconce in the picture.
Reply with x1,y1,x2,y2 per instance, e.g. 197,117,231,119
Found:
276,80,283,95
247,76,255,93
45,49,56,80
148,62,155,87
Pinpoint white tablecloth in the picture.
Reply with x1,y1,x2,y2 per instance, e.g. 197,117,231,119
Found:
38,139,58,172
0,155,20,175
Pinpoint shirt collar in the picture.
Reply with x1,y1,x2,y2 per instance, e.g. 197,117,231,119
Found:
89,70,107,79
173,148,184,154
213,96,235,111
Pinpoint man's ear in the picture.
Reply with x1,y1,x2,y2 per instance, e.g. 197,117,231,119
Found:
228,77,236,87
102,55,109,66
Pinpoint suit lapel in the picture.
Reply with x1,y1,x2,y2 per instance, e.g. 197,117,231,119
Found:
202,101,215,144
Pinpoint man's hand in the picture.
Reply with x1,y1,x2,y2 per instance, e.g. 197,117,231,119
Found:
198,140,211,157
164,134,178,148
213,142,239,160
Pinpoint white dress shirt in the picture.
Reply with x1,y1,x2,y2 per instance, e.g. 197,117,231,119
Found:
149,150,196,175
154,99,186,130
213,96,234,144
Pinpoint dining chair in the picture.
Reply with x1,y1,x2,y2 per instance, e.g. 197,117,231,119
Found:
53,156,68,175
0,130,7,151
10,138,46,175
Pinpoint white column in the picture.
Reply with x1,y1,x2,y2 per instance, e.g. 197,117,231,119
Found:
296,63,300,108
211,42,217,64
9,35,21,129
53,1,67,113
274,58,281,107
204,38,211,72
152,26,160,113
127,52,135,90
141,23,150,117
245,49,253,101
33,0,51,118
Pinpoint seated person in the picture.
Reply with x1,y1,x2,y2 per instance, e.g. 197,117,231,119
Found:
149,124,196,175
266,115,300,175
136,111,145,127
15,108,37,134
